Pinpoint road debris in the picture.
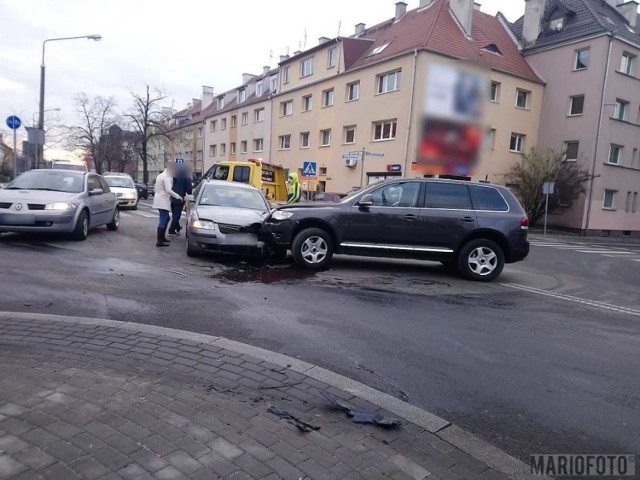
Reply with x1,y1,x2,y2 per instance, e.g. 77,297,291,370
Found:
267,405,320,433
320,391,401,428
258,382,303,390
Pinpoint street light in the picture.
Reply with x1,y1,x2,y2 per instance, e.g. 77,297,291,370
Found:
36,34,102,167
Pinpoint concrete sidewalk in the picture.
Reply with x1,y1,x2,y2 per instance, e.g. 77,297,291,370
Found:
0,313,534,480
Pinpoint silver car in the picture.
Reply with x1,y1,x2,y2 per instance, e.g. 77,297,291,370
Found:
185,180,270,257
0,169,119,240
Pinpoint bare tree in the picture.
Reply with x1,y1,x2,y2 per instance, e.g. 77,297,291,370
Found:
125,86,170,184
505,147,591,226
66,94,117,174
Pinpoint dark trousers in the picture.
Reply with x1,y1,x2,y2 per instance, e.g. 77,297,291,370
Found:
169,200,183,232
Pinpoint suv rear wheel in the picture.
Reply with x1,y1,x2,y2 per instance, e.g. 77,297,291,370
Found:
457,239,504,282
291,228,333,269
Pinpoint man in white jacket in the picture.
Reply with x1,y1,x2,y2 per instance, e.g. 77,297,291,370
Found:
152,164,183,247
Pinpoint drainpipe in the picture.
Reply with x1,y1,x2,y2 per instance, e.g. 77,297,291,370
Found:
584,35,613,235
402,49,419,177
201,119,206,176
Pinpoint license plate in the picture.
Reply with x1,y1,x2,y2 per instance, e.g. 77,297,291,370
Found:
0,213,36,225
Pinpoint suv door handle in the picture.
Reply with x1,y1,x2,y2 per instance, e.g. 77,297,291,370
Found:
461,216,475,223
404,214,418,221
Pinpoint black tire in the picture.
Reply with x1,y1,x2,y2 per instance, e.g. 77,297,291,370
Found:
186,233,200,257
291,228,333,269
107,208,120,231
72,210,89,241
457,239,505,282
131,202,138,211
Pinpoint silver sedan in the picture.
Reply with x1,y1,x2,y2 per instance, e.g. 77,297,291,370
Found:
0,170,119,240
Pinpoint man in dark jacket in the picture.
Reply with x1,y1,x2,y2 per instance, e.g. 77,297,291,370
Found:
168,163,193,236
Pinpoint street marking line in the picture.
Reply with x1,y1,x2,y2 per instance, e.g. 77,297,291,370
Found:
634,259,640,262
602,254,636,258
119,212,132,217
502,283,640,317
575,250,629,254
130,211,156,218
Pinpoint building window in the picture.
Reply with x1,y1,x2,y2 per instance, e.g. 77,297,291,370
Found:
510,133,526,153
278,135,291,150
320,167,327,175
486,128,497,150
377,70,401,94
368,43,390,56
280,100,293,116
322,89,334,107
300,132,310,149
211,120,217,132
564,141,579,161
603,189,618,210
209,145,216,157
241,140,248,154
490,82,500,102
254,108,265,123
632,148,640,169
633,192,639,213
220,143,226,155
198,126,203,138
347,82,360,102
328,47,337,68
283,66,291,84
238,89,246,103
320,129,332,147
626,191,634,212
256,81,263,97
569,95,585,116
515,89,530,109
302,95,313,112
344,126,356,144
230,142,237,154
621,52,636,76
373,120,397,141
549,17,564,31
253,138,264,152
221,118,227,130
218,96,225,109
300,57,314,78
230,115,237,128
613,100,629,121
574,48,590,70
241,112,249,125
608,144,623,165
270,75,278,92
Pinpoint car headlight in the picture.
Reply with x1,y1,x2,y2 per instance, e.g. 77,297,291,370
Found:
271,211,294,221
123,193,136,199
192,220,216,230
44,202,76,211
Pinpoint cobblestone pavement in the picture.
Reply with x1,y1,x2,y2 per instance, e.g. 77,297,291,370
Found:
0,315,514,480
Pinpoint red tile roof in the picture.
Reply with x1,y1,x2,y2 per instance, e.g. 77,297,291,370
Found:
351,0,543,83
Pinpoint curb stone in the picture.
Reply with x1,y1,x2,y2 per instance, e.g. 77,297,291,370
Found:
0,311,545,479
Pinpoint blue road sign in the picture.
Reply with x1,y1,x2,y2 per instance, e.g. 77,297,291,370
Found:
175,158,185,164
302,161,317,177
6,116,21,130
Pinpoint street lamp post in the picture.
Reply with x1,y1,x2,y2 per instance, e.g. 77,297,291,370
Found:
37,34,101,168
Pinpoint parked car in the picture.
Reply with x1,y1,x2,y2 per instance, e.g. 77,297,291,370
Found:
135,182,149,200
0,170,119,240
185,180,271,257
103,173,138,210
314,192,346,202
47,160,88,172
264,179,530,282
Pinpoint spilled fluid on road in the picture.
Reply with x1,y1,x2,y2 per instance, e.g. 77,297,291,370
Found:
211,262,317,285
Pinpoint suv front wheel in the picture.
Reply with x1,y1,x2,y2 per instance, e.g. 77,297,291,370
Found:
457,239,504,282
291,228,333,269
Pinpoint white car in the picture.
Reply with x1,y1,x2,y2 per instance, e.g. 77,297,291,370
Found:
104,173,139,210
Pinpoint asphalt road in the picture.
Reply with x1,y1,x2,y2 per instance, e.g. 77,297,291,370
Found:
1,199,639,463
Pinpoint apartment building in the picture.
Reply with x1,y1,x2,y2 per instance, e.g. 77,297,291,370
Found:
269,0,544,193
513,0,640,234
203,68,278,172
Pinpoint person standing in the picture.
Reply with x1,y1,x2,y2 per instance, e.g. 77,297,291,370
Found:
287,172,301,204
153,164,182,247
168,163,193,236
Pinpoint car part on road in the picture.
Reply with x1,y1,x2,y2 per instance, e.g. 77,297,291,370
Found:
72,210,89,241
320,391,402,427
292,227,334,269
457,239,505,282
267,405,321,433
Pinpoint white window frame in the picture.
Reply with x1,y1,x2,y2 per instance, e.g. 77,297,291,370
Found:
625,191,633,212
328,47,337,68
515,89,530,109
608,144,623,165
253,138,264,153
218,97,225,109
302,95,313,112
344,126,357,144
574,48,590,71
377,70,401,94
322,89,334,107
209,145,216,157
256,81,263,97
230,115,237,128
568,95,585,116
241,141,248,154
278,135,291,150
281,100,293,117
621,52,636,76
510,133,526,153
300,57,314,78
373,120,397,141
241,112,249,125
320,129,332,147
230,142,237,155
300,132,310,149
211,120,217,132
254,108,265,123
221,118,227,130
347,82,360,102
633,192,638,212
490,82,500,103
613,99,629,121
632,148,640,169
270,75,278,93
238,89,246,103
220,143,226,155
486,128,497,150
564,141,579,161
283,66,291,84
603,189,618,210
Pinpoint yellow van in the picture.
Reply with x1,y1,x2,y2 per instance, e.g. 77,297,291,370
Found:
202,159,287,202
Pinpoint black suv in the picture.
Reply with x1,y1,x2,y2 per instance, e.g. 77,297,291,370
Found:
263,179,529,282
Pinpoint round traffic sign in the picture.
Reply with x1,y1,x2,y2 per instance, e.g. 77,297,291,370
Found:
6,115,22,130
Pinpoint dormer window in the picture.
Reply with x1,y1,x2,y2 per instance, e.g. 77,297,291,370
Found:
483,44,502,55
550,17,564,31
368,43,390,57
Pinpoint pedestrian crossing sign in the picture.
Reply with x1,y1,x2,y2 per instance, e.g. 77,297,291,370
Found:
302,161,317,177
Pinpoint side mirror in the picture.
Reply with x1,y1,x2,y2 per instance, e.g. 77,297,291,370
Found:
89,188,104,196
357,194,374,207
185,194,195,203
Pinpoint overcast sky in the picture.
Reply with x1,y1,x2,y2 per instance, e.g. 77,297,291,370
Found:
0,0,526,157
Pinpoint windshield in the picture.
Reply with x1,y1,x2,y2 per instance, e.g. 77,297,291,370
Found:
105,177,135,188
6,171,84,193
53,163,87,172
199,185,267,211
